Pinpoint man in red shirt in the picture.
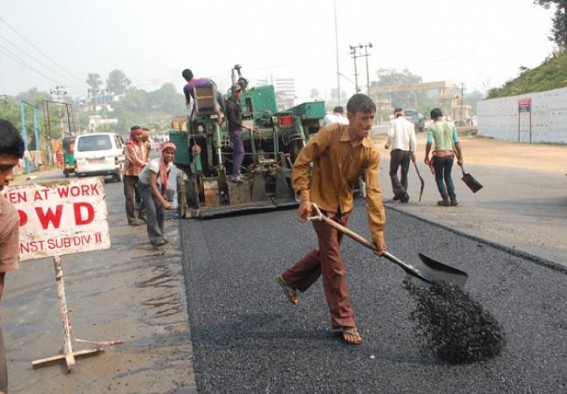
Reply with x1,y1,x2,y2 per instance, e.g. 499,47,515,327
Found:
124,126,148,225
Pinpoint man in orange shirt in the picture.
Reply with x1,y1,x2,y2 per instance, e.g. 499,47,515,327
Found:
0,119,25,393
277,94,387,345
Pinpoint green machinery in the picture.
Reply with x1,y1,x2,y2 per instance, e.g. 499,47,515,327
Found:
170,68,325,218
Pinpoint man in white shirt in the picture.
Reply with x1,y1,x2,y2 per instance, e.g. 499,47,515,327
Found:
384,108,417,203
320,106,349,127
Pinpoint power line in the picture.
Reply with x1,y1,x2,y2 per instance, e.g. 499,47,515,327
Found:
0,43,62,86
0,33,84,89
0,16,87,88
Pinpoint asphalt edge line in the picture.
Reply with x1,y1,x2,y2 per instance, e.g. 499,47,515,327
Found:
386,205,567,275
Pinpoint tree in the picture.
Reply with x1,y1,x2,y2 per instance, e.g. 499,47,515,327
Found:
372,68,427,113
106,69,131,96
86,73,103,96
534,0,567,48
86,73,103,110
310,88,320,100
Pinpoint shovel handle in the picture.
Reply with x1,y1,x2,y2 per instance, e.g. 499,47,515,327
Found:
307,204,432,283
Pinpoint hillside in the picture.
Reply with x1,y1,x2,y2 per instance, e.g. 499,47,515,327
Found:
487,50,567,98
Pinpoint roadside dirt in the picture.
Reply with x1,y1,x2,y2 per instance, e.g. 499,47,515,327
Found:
452,135,566,173
376,132,567,266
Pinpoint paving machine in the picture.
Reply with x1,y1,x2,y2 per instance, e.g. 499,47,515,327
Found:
171,65,324,218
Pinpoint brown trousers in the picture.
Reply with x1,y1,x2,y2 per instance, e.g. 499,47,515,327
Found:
281,211,355,329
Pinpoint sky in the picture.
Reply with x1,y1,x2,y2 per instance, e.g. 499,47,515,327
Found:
0,0,557,102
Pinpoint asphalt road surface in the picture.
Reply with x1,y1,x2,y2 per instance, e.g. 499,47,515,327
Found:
3,134,566,393
180,203,566,393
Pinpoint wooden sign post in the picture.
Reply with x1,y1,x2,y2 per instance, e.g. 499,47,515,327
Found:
3,177,121,373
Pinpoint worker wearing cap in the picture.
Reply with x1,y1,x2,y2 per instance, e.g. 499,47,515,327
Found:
138,142,176,247
225,84,251,183
385,107,417,203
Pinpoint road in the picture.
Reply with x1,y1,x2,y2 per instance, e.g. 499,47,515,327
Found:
2,134,566,393
3,172,195,393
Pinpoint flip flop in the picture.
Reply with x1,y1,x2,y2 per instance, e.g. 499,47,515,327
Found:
277,274,299,305
332,327,363,345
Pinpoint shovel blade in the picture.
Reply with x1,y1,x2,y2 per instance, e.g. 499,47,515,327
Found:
414,253,468,288
462,173,483,193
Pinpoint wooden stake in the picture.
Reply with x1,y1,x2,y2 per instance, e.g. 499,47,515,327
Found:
31,255,115,373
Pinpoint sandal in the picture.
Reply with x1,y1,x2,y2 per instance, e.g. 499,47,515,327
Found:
333,327,363,345
277,274,299,305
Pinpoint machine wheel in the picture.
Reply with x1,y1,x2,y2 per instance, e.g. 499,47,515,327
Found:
114,171,123,183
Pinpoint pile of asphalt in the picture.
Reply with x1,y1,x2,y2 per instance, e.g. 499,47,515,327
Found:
405,281,506,363
179,202,566,393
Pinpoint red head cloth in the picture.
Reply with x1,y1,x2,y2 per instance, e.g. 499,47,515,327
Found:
130,126,143,137
160,142,177,151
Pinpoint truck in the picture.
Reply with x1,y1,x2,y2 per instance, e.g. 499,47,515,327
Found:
170,65,325,218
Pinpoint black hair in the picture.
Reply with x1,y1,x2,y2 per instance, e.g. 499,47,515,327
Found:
182,69,193,81
0,119,25,159
333,106,344,114
430,108,443,118
346,94,376,115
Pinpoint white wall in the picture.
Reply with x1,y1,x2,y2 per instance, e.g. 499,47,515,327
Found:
478,87,567,143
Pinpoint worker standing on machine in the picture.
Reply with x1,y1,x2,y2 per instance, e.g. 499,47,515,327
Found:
181,69,226,121
225,84,251,184
277,94,387,346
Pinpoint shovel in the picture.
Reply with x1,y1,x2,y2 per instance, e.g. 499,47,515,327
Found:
413,161,425,202
308,204,468,288
459,164,483,193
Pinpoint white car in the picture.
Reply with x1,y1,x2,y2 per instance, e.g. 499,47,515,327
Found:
74,132,125,182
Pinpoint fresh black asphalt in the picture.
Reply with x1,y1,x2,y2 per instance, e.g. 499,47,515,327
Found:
179,201,567,393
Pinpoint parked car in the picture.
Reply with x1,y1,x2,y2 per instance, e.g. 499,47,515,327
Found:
404,110,425,132
74,133,125,182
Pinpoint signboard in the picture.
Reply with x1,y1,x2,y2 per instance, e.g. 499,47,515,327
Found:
518,98,531,113
1,177,111,261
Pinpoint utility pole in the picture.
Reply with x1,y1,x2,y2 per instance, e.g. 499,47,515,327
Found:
349,45,361,93
460,82,465,124
49,86,68,138
350,43,372,95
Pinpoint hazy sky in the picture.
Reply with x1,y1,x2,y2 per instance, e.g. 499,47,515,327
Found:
0,0,556,101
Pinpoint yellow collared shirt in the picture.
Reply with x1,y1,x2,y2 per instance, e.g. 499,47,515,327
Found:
292,124,386,243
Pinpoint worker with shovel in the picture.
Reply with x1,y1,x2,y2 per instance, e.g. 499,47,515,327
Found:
424,108,464,206
385,107,417,203
277,94,387,346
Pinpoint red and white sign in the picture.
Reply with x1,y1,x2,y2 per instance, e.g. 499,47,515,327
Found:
2,177,111,261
